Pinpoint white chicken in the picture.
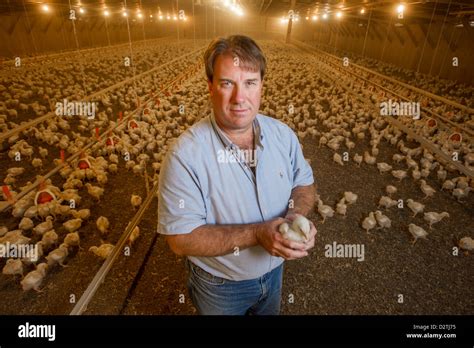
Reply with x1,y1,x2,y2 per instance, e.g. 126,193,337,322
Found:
333,153,344,166
408,224,428,245
63,218,82,233
336,198,347,216
64,232,81,248
391,170,407,181
2,258,23,276
45,244,69,267
420,180,436,199
423,212,449,229
385,185,397,196
33,216,54,236
278,215,311,243
85,183,104,201
458,237,474,254
407,199,425,217
21,263,48,292
343,191,358,205
362,212,377,233
377,162,392,174
378,196,397,209
375,211,391,229
317,199,334,223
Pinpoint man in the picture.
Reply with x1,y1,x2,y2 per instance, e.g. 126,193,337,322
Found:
158,35,317,315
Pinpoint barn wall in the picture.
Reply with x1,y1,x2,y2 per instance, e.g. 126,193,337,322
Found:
291,19,474,84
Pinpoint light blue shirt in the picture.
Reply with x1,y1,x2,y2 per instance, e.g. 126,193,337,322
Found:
157,111,314,281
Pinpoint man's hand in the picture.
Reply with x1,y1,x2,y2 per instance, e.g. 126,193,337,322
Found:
255,217,315,260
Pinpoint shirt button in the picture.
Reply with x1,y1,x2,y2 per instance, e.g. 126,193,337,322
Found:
279,171,283,178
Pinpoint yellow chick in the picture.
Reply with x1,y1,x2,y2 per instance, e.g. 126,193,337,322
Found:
131,194,142,210
96,216,110,236
89,243,115,259
21,263,48,292
2,258,23,277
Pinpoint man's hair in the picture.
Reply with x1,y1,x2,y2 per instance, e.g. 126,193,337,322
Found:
203,35,266,82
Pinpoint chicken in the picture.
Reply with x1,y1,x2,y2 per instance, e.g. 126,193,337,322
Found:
363,151,376,165
64,232,81,248
71,209,90,220
22,241,44,265
377,162,392,174
85,183,104,201
333,153,344,166
441,180,455,191
128,226,140,245
353,153,363,166
41,230,58,250
420,179,436,199
0,230,31,245
278,215,311,243
362,212,377,233
62,218,82,233
423,212,449,229
19,217,34,231
378,196,397,209
317,199,334,223
33,216,54,236
391,170,407,181
375,211,391,229
338,191,356,205
20,263,48,292
96,216,110,236
452,187,472,202
407,199,425,217
408,224,428,245
386,185,397,196
458,237,474,254
131,194,142,210
336,198,347,216
2,258,23,277
89,243,115,259
45,244,69,267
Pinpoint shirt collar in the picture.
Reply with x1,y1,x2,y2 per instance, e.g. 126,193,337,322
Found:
210,110,264,150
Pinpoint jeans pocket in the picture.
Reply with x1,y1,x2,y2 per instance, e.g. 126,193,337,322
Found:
189,262,226,286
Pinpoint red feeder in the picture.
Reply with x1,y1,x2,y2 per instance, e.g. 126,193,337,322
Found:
34,189,56,205
427,119,437,128
128,120,138,129
78,158,91,169
450,133,462,143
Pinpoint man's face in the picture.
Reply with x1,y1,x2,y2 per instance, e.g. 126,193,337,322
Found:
208,54,263,132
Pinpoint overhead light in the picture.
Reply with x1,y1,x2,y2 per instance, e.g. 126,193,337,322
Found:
167,15,170,19
137,13,143,18
336,11,342,19
397,4,405,14
159,15,163,20
103,10,110,17
79,7,85,14
173,15,177,20
322,13,328,20
122,11,128,17
150,14,153,18
360,8,365,14
312,15,318,21
41,4,50,12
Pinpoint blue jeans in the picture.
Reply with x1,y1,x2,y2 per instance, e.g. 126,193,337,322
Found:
186,260,283,315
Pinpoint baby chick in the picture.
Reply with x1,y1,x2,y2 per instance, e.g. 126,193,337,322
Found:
128,226,140,246
89,243,115,259
333,153,344,166
458,237,474,255
317,199,334,224
391,170,407,181
19,217,34,231
375,211,391,229
377,162,392,174
407,199,425,217
2,258,23,277
353,153,363,166
343,191,358,204
64,232,81,249
420,180,436,199
378,196,397,209
21,263,48,292
278,215,311,243
131,194,142,210
96,216,110,236
45,244,69,267
408,224,428,245
336,198,347,216
85,183,104,202
63,218,82,233
33,216,54,236
423,212,449,229
385,185,397,196
41,230,58,250
362,212,377,233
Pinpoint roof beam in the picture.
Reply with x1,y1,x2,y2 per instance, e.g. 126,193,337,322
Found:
404,24,419,46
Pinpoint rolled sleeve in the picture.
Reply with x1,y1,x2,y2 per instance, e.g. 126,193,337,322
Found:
157,150,207,235
289,130,315,189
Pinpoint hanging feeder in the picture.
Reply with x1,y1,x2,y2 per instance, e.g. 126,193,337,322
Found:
128,120,139,129
34,188,56,206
